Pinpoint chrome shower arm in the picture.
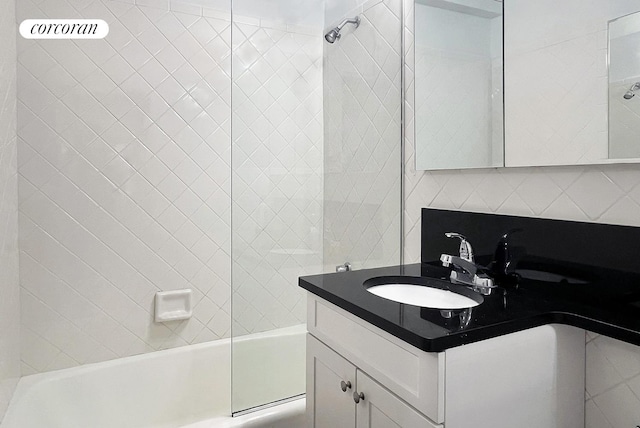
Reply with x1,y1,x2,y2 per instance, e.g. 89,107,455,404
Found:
623,82,640,100
324,16,361,43
336,16,360,31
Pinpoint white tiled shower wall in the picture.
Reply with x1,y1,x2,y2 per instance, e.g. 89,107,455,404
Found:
17,0,232,374
16,0,322,374
323,0,402,271
403,1,640,426
0,0,20,419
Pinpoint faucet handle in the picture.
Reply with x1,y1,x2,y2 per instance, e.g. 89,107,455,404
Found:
473,275,495,294
440,254,453,267
444,232,474,262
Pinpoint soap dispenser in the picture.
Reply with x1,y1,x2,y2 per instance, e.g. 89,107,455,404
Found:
490,229,523,285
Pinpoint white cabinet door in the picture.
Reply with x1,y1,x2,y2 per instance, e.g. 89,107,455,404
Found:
355,371,442,428
307,296,444,423
307,334,356,428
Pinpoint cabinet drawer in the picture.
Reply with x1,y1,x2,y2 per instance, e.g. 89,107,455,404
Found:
307,295,445,424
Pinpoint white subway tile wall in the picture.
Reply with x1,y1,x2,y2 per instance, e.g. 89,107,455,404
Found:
0,0,20,419
403,1,640,426
323,0,402,271
16,0,322,374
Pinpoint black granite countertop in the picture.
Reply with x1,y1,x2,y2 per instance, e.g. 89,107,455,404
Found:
299,263,640,352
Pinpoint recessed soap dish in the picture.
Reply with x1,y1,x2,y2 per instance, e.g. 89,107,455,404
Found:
155,289,193,322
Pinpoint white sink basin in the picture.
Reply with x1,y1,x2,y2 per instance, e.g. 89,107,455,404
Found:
364,277,483,309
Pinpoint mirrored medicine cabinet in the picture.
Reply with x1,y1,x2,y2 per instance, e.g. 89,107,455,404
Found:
414,0,640,170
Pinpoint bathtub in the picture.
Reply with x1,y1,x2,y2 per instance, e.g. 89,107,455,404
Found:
1,325,306,428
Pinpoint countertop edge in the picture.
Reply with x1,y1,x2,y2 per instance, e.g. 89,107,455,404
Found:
300,277,640,353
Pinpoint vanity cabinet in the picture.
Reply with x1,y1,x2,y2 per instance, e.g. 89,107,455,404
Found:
307,335,356,427
306,294,586,428
307,334,438,428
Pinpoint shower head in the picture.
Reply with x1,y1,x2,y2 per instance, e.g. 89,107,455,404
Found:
623,82,640,100
324,28,340,43
324,16,361,44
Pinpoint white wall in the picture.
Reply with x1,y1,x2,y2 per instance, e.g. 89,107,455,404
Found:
404,1,640,426
179,0,324,31
323,0,402,271
0,0,20,419
16,0,323,374
324,0,372,28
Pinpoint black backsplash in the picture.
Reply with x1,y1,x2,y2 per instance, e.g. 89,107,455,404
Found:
421,209,640,300
299,209,640,351
421,208,640,272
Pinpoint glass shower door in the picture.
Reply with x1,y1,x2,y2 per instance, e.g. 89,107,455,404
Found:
322,0,404,272
230,0,403,414
230,0,324,413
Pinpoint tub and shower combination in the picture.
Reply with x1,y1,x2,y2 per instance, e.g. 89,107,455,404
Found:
2,326,306,428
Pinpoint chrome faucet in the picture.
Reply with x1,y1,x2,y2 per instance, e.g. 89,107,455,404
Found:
440,233,495,295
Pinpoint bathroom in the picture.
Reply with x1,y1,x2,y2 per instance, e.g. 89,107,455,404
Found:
1,0,640,426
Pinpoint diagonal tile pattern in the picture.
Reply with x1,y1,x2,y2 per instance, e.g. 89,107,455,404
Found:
586,335,640,428
403,1,640,426
231,20,323,336
17,0,234,374
16,0,324,374
323,0,403,272
18,0,322,374
0,0,20,418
